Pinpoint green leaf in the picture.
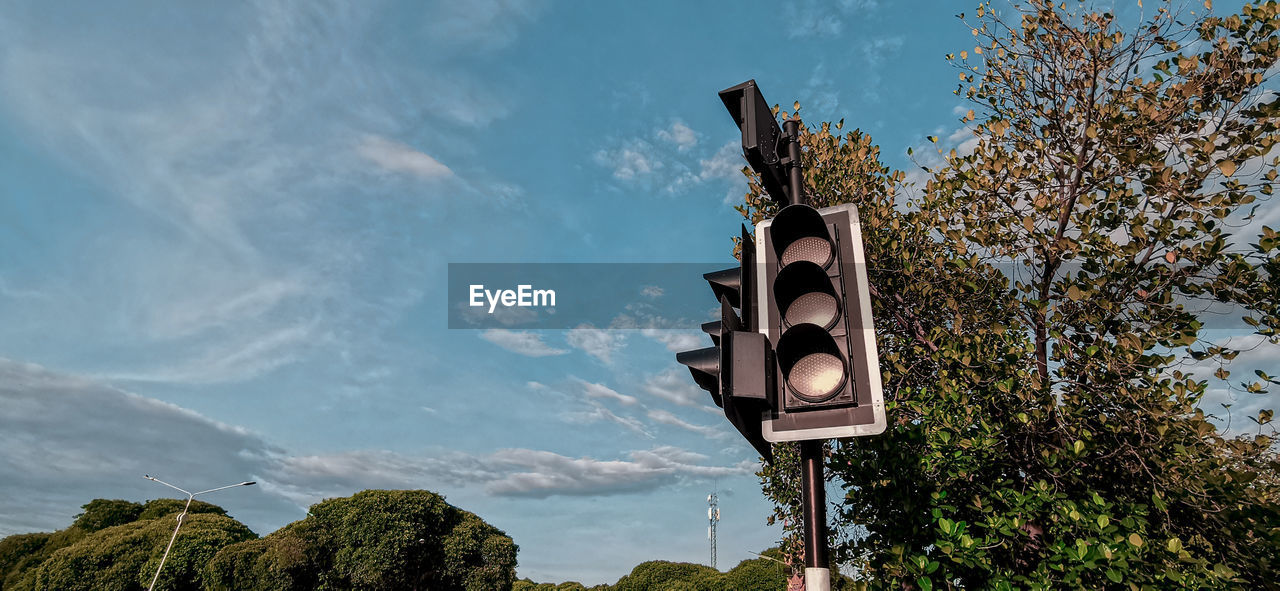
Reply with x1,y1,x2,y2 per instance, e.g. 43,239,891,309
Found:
1106,569,1123,583
917,577,934,591
1128,533,1144,548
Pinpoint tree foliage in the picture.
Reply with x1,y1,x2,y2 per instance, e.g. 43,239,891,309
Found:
4,490,517,591
71,500,143,533
136,499,227,523
513,580,606,591
611,561,723,591
596,551,849,591
748,1,1280,588
203,489,518,591
0,533,55,590
16,513,253,591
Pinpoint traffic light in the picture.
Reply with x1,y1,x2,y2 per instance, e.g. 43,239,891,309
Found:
755,203,885,441
676,227,774,461
719,80,793,205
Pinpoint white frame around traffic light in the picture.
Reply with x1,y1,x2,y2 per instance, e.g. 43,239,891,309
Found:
754,203,886,441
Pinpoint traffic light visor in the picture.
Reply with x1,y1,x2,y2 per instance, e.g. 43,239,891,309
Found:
770,205,834,268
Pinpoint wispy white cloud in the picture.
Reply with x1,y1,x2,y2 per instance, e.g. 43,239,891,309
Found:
803,61,841,116
480,329,569,357
357,134,453,179
564,399,653,438
573,377,638,406
646,408,726,439
643,367,719,412
784,0,879,38
697,140,744,183
424,0,548,53
858,36,904,102
640,329,705,353
484,446,753,498
657,120,698,151
594,126,744,198
529,379,649,436
456,299,543,327
566,324,627,364
265,448,502,507
102,321,318,384
0,1,535,386
0,275,46,301
594,139,665,181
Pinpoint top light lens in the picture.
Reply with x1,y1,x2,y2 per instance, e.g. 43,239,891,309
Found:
779,236,833,268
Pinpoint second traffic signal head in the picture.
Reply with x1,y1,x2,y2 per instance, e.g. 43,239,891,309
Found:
676,295,773,461
674,229,773,461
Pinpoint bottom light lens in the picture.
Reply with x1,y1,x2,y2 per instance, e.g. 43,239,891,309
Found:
787,352,846,401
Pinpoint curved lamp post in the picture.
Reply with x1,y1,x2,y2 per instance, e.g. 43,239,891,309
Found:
143,475,255,591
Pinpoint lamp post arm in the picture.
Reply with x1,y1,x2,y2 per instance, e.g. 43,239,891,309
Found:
192,481,254,496
143,475,191,497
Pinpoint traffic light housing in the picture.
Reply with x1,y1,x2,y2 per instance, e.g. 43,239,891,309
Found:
719,80,792,205
755,203,885,441
676,227,774,461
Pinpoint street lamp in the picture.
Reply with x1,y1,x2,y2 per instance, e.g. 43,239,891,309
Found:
142,475,255,591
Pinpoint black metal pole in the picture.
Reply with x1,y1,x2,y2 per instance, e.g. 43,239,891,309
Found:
783,114,826,588
800,439,829,590
783,119,805,207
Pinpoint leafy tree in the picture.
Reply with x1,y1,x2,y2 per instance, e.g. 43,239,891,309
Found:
137,499,227,522
72,500,143,532
610,561,722,591
0,533,53,590
19,513,254,591
1,496,242,589
748,1,1280,588
204,489,517,591
720,556,787,591
512,581,555,591
513,580,605,591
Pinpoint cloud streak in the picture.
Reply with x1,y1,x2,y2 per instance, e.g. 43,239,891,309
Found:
0,359,752,535
357,134,453,179
0,0,534,387
480,329,569,357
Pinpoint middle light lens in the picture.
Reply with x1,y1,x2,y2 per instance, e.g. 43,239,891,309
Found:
784,292,839,329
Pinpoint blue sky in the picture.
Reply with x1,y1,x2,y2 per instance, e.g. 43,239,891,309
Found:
8,0,1270,585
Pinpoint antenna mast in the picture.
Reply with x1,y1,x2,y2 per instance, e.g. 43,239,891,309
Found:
708,487,721,569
